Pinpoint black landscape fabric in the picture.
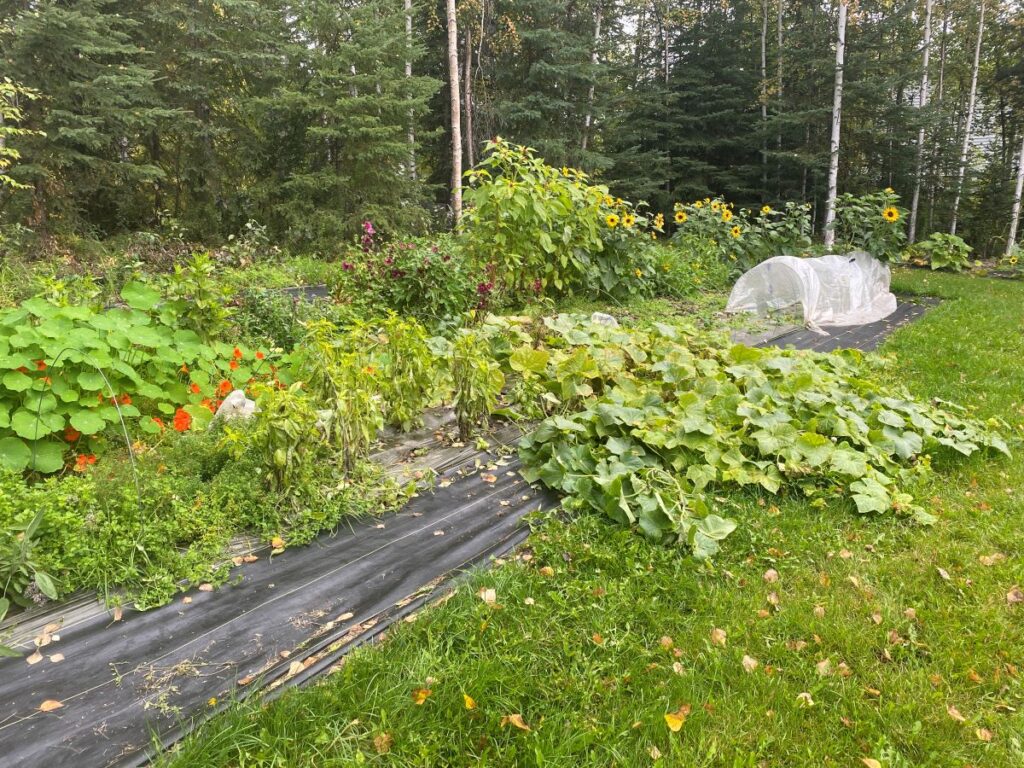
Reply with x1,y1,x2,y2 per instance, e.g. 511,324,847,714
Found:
0,458,554,768
759,299,937,352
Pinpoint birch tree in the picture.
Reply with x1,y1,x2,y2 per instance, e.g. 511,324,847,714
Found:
1008,135,1024,257
949,0,985,236
822,0,848,249
908,0,932,244
582,2,603,152
446,0,463,221
405,0,417,180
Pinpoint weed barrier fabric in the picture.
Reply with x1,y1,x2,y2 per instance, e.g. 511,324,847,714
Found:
0,459,553,768
757,298,938,353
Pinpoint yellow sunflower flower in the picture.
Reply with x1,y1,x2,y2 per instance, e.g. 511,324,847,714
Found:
703,197,711,203
604,195,614,206
882,207,900,223
761,205,772,215
730,225,742,239
634,268,643,278
654,212,665,229
1009,255,1019,265
622,213,636,228
605,213,620,228
711,201,721,212
694,201,704,209
721,208,734,223
675,211,688,224
884,187,895,194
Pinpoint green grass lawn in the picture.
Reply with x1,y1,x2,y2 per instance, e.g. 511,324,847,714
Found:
162,271,1024,767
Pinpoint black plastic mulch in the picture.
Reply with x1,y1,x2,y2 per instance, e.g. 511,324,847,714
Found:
757,298,939,352
0,457,553,768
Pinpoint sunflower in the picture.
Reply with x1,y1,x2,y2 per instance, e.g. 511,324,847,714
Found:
675,211,688,224
761,205,772,215
654,212,665,229
730,225,742,239
721,208,734,223
622,213,636,228
634,268,643,278
882,206,900,223
605,213,620,228
1010,255,1019,266
604,195,614,206
884,187,895,194
711,201,721,212
694,201,704,209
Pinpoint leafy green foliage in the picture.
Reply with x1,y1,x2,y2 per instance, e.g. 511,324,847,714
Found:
332,235,477,330
0,284,270,473
447,329,506,440
906,232,973,272
833,190,907,261
670,198,813,273
463,140,656,300
518,315,1009,557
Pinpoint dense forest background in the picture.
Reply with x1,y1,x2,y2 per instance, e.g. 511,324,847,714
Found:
1,0,1022,255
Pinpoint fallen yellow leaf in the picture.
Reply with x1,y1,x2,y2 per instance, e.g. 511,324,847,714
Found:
663,703,691,732
412,687,432,705
976,727,993,742
710,627,727,647
947,704,966,722
861,759,882,768
501,713,531,731
271,536,286,549
463,693,477,710
39,700,63,713
741,655,759,673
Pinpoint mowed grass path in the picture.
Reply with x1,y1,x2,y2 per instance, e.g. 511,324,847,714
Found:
163,272,1024,767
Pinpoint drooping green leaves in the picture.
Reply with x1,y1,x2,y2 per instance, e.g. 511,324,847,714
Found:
518,314,1011,557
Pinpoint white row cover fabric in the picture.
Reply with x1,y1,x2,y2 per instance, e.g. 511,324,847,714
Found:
725,251,897,331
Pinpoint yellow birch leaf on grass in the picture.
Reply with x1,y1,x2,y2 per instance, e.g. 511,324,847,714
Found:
463,693,477,710
500,713,531,731
412,688,432,705
664,703,691,732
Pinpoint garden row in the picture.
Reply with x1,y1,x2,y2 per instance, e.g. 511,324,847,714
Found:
1,141,1013,650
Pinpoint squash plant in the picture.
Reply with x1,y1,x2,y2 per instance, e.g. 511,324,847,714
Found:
517,315,1010,558
0,283,270,473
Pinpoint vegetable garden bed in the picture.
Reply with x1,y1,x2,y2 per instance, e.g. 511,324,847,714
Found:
0,414,553,768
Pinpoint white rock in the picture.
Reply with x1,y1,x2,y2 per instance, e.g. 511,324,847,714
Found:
589,311,619,328
215,389,257,421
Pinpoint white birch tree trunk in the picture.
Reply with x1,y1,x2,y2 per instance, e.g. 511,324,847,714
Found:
822,0,847,249
908,0,932,243
405,0,417,181
1007,134,1024,256
446,0,462,222
760,0,768,191
464,29,474,168
949,0,985,236
582,4,603,152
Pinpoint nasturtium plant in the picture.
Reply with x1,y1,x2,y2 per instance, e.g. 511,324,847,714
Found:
0,284,273,474
516,315,1010,558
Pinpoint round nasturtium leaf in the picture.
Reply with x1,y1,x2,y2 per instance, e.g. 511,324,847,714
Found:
77,371,105,391
28,440,66,474
70,409,107,435
120,281,162,311
0,436,31,471
2,370,33,392
11,409,63,440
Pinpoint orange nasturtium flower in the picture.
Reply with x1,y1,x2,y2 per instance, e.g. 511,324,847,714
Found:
173,407,192,432
217,380,232,397
232,347,243,360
